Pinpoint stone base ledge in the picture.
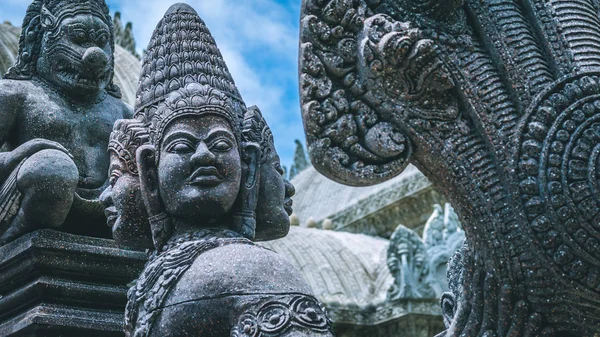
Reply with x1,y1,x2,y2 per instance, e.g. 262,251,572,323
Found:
0,230,146,336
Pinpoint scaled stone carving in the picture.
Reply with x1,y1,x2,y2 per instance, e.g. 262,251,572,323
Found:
0,0,132,244
387,204,464,300
300,0,600,335
119,4,333,336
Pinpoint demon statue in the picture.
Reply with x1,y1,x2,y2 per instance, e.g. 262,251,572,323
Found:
0,0,132,244
120,4,333,336
300,0,600,335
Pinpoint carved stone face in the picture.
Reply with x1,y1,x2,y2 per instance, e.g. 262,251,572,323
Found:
101,151,148,247
37,14,112,95
256,148,294,231
158,115,242,222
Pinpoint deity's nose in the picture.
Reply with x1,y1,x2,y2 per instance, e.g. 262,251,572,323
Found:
99,185,113,208
82,47,108,73
190,142,216,165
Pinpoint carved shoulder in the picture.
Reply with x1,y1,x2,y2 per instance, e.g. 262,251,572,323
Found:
163,243,313,307
0,79,30,106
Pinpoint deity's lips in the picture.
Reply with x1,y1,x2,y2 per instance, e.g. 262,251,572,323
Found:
104,206,118,227
188,166,223,186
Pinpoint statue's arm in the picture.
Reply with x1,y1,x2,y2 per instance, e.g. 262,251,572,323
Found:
0,83,72,181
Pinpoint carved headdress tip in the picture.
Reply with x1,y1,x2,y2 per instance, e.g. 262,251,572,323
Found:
165,3,198,16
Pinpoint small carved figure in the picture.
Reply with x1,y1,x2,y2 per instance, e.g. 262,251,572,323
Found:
0,0,132,244
122,4,333,336
100,118,152,249
300,0,600,334
387,204,464,300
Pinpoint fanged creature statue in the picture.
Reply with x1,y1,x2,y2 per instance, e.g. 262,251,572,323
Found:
119,4,333,337
0,0,132,244
300,0,600,335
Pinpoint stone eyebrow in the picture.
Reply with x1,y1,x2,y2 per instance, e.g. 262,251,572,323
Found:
162,130,198,145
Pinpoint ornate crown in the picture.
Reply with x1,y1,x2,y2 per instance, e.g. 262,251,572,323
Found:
134,3,245,130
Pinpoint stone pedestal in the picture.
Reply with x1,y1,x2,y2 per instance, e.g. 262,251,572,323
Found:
0,230,146,337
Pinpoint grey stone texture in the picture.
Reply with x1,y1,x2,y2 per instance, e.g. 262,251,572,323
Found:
0,21,141,107
0,229,146,336
113,3,334,336
299,0,600,335
0,0,133,244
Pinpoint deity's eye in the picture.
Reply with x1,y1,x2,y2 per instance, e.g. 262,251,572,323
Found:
109,171,121,186
68,25,88,44
96,32,109,47
210,139,233,152
166,140,195,153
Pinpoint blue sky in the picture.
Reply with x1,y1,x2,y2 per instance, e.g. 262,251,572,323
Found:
3,0,305,171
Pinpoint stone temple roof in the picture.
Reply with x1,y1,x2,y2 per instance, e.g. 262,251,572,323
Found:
291,165,446,238
261,226,392,310
0,22,141,107
261,226,441,328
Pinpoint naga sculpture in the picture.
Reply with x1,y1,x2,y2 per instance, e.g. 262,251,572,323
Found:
0,0,132,244
119,4,333,336
300,0,600,335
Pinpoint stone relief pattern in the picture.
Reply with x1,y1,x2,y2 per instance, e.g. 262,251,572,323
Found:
231,295,332,337
329,177,443,236
387,204,464,300
134,8,244,122
124,231,248,337
300,0,600,335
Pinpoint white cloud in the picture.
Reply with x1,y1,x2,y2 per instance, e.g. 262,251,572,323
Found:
3,0,306,170
117,0,304,169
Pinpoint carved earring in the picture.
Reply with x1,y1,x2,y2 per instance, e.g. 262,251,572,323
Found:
136,145,171,250
232,142,260,240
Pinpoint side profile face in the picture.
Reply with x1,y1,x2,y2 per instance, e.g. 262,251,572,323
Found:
256,148,294,230
37,13,112,95
102,151,149,247
158,114,242,221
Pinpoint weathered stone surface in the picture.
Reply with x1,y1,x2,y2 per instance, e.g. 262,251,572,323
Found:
0,21,141,107
299,0,600,335
111,4,334,336
0,0,133,245
0,229,145,336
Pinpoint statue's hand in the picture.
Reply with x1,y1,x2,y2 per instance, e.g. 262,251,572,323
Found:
0,138,73,180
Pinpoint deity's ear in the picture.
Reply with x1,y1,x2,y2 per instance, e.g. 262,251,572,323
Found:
232,142,261,240
242,142,260,189
136,145,170,250
40,6,57,30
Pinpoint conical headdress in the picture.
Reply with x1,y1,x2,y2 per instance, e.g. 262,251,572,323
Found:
134,3,246,135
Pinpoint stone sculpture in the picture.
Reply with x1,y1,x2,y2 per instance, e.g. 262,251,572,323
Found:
290,139,310,179
299,0,600,335
387,203,464,300
0,0,132,244
100,118,153,249
120,4,333,336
